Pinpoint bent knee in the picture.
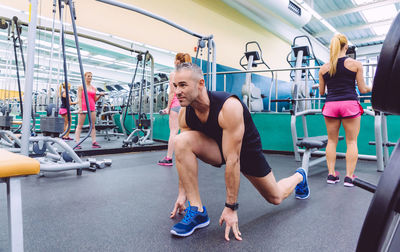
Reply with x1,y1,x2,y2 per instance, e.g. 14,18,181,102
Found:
266,195,283,205
174,132,192,152
269,198,283,206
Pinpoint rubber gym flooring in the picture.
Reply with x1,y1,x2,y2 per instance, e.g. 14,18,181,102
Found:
0,150,381,251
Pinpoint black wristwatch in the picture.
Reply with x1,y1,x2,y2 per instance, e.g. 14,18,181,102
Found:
225,202,239,211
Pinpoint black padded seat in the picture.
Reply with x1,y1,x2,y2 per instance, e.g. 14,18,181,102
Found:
297,135,344,149
95,124,116,131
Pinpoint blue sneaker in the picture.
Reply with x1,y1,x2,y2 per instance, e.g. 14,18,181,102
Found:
170,202,210,237
295,168,310,199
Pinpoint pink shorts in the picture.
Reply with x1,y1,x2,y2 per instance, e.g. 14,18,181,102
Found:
322,100,363,119
59,108,68,115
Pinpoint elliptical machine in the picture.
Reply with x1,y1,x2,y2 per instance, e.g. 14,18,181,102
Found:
239,41,272,112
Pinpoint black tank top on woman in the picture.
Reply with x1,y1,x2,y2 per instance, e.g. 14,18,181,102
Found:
185,91,263,161
61,96,67,109
323,57,358,102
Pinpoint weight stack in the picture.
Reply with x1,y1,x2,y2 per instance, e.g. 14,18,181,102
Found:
136,119,151,129
40,116,64,137
0,115,13,130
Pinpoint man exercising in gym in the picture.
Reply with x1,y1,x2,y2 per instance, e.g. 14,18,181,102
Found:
169,63,309,240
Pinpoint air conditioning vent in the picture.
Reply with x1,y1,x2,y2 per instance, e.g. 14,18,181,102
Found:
288,1,301,16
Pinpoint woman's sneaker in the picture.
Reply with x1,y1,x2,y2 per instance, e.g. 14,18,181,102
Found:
344,175,357,187
92,142,101,148
158,157,172,166
327,171,340,184
171,202,210,237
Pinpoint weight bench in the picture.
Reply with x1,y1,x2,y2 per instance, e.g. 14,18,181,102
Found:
296,135,344,174
0,149,40,252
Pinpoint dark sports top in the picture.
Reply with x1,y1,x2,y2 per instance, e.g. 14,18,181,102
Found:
61,96,67,109
185,91,262,160
323,57,358,102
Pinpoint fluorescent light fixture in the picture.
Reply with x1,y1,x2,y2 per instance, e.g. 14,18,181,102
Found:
362,5,397,22
65,47,90,56
110,34,134,44
37,40,59,49
146,44,173,54
93,55,115,62
66,47,76,53
373,24,391,35
295,0,340,35
80,50,90,57
354,0,375,5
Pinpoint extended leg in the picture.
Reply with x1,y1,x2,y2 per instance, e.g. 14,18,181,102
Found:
245,171,303,205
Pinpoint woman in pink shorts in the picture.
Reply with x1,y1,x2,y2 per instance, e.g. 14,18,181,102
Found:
158,53,192,166
59,83,77,140
319,34,372,187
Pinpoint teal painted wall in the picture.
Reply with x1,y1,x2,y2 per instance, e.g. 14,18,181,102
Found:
17,109,398,157
152,112,400,156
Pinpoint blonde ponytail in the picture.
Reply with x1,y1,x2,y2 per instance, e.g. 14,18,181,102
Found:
59,83,70,97
329,34,348,77
59,83,64,97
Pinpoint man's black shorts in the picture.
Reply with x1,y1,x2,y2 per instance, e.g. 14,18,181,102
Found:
214,148,272,177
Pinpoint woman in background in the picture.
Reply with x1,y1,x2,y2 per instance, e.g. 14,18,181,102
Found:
319,34,372,187
158,53,192,166
59,82,77,141
74,72,104,149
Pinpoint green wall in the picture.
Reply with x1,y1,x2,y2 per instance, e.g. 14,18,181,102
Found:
21,110,399,157
152,112,400,156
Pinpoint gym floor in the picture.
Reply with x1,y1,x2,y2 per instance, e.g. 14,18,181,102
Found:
0,150,381,251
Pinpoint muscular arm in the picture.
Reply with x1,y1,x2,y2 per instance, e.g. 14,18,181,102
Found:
219,98,244,204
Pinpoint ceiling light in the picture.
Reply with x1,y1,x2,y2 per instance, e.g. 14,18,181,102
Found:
80,50,90,56
373,24,391,36
65,47,90,56
93,55,115,62
145,44,173,54
353,0,375,5
37,40,59,49
362,5,397,22
294,0,340,35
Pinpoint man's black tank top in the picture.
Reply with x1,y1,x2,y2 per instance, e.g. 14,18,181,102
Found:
323,57,358,102
185,91,262,159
